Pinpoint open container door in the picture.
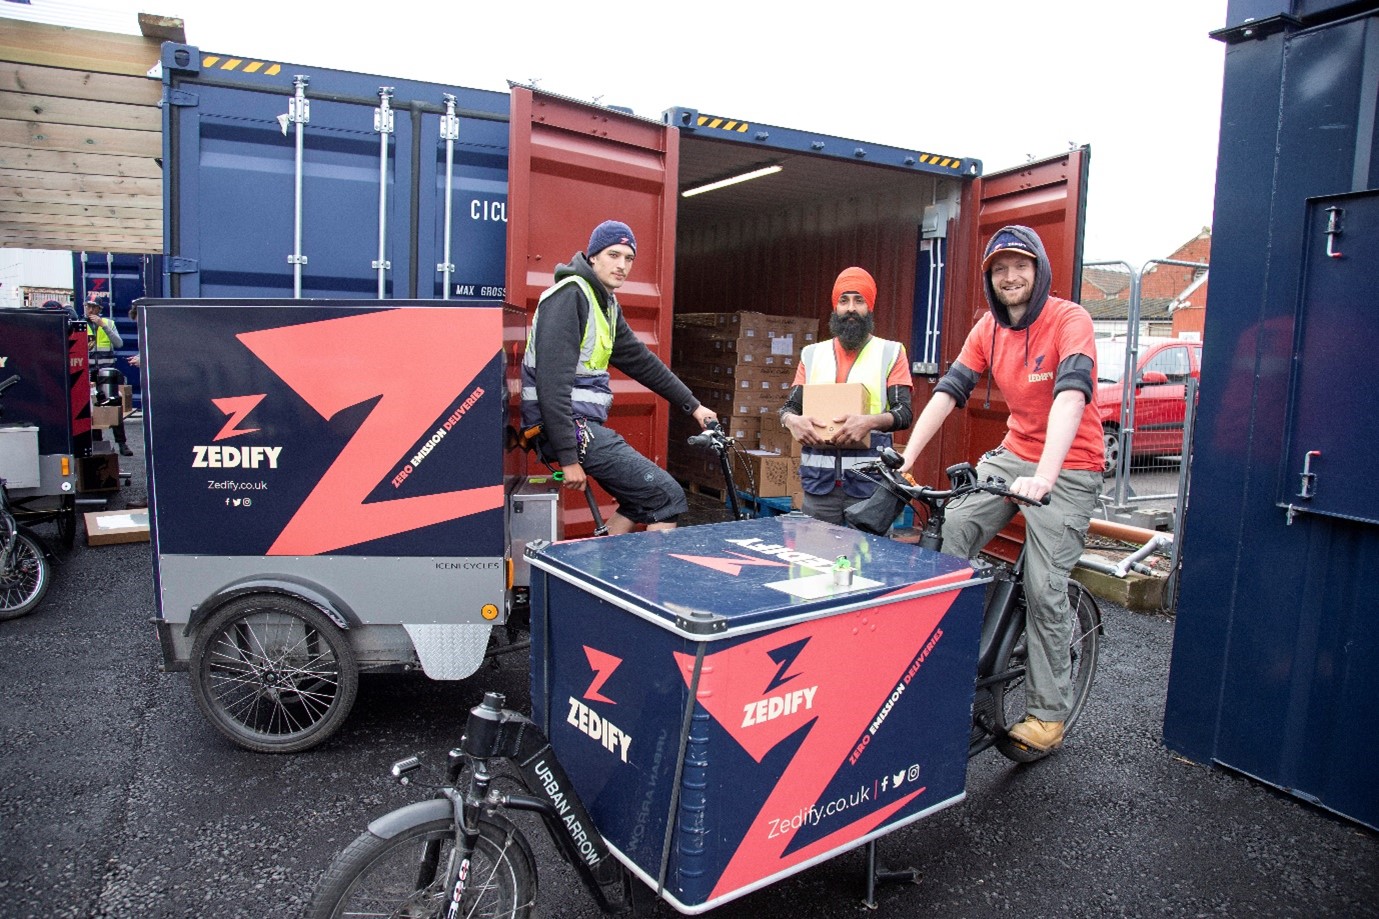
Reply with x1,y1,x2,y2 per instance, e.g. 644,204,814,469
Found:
505,87,679,536
937,147,1089,560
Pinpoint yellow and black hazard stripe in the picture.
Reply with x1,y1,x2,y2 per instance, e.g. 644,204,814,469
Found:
200,55,283,77
693,114,751,133
914,153,963,170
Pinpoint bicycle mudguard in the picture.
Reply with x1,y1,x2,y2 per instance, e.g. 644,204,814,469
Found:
366,798,453,840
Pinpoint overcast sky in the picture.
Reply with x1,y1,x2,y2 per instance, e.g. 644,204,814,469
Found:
17,0,1230,267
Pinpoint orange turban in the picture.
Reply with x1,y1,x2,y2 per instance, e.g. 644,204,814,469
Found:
831,267,877,310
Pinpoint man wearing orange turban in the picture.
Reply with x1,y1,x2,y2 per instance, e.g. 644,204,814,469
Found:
779,267,914,525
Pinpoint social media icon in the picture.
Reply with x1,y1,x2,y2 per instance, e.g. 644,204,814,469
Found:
893,769,905,786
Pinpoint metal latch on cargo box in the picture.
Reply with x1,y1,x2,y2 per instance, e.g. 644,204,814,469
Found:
167,257,198,274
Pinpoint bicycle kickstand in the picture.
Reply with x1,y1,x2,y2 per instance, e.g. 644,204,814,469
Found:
861,838,919,909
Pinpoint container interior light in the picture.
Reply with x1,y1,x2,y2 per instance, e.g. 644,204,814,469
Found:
681,164,783,198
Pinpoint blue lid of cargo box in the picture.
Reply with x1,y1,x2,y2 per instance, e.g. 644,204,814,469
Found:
525,515,984,638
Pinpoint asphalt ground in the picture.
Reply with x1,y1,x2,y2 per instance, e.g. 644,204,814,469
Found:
1,422,1375,919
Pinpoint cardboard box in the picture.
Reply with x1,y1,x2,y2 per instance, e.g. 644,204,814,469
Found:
802,383,867,443
120,384,133,414
758,424,801,458
84,509,150,546
787,458,804,509
720,415,761,447
91,404,123,430
742,450,792,497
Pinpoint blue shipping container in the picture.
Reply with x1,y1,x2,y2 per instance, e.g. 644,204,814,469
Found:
1163,0,1379,831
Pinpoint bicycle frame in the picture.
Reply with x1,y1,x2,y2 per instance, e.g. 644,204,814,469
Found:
444,692,628,914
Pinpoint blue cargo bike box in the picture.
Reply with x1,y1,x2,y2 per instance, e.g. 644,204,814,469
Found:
527,515,988,913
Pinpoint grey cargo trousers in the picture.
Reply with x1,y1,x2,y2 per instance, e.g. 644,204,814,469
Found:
940,446,1101,721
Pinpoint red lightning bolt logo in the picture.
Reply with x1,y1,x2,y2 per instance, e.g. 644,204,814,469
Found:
669,552,791,576
212,394,266,441
583,646,622,704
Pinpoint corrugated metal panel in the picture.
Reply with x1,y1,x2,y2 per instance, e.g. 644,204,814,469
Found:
674,183,930,348
1164,8,1379,831
506,88,678,535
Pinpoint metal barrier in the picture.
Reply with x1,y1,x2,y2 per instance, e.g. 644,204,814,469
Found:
1084,257,1207,527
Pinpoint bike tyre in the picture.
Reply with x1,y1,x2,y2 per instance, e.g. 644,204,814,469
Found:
992,580,1101,763
0,530,50,621
306,811,538,919
189,594,358,753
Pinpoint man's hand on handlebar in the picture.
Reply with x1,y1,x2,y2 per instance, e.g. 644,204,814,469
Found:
1009,474,1054,504
691,405,718,430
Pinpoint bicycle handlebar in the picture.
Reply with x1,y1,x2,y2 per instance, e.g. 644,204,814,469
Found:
686,419,731,450
861,447,1050,509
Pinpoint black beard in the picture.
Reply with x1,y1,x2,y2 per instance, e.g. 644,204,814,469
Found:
830,311,874,351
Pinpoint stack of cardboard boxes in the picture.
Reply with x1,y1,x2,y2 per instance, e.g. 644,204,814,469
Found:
669,311,818,507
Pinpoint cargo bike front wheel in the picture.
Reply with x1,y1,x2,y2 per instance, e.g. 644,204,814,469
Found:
0,529,50,621
306,810,537,919
189,595,359,753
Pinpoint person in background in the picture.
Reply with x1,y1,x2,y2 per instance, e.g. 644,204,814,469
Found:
899,225,1104,756
41,298,79,320
779,267,913,525
85,299,132,456
520,219,717,533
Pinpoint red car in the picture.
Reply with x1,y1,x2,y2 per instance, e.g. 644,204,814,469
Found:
1094,336,1203,475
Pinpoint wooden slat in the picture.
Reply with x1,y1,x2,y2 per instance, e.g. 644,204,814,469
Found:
0,147,161,180
0,62,162,106
0,19,164,78
2,91,161,132
0,167,160,196
0,184,161,209
0,229,160,252
0,212,161,233
0,118,160,158
0,198,162,222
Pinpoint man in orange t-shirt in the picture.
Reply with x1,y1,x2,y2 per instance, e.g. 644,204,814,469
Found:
901,225,1104,756
780,267,913,525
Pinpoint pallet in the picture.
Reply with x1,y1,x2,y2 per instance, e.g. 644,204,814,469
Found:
678,478,727,501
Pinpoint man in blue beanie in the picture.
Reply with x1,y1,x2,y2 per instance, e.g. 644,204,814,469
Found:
520,220,717,533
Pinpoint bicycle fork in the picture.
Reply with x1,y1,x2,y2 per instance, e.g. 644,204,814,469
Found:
450,692,629,914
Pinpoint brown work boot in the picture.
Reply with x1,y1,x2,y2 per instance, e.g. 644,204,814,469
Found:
1007,716,1066,752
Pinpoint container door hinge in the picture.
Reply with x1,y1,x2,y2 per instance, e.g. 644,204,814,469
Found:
166,89,199,108
167,257,198,274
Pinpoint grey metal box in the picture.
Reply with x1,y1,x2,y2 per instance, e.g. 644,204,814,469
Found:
509,476,563,588
0,426,41,489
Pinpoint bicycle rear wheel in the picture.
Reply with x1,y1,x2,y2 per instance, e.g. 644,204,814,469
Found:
990,580,1101,762
307,812,537,919
0,529,50,621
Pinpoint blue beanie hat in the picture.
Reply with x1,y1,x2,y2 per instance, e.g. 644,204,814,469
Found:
981,227,1040,270
587,220,636,257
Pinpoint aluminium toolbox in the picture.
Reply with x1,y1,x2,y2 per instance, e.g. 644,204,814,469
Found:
527,515,988,913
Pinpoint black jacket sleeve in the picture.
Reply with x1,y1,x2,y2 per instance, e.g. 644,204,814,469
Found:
531,284,588,466
885,384,914,431
609,309,700,414
933,360,981,409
